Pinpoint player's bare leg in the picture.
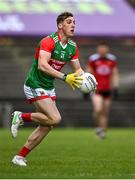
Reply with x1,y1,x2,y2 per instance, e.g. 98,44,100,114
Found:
11,124,52,166
32,99,61,125
100,98,111,130
23,99,60,150
11,98,61,138
91,94,106,139
12,98,61,166
91,94,103,125
24,125,52,150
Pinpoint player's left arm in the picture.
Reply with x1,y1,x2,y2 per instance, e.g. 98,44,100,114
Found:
69,46,84,75
111,67,120,99
69,59,84,75
111,67,119,89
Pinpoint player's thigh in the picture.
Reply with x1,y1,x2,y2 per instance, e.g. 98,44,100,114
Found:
91,94,103,112
33,98,61,120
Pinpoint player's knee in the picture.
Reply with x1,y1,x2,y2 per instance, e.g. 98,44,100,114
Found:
50,114,62,125
39,125,52,132
93,109,102,118
95,108,102,114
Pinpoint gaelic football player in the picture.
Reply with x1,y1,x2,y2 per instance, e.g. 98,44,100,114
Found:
11,12,87,166
87,42,119,139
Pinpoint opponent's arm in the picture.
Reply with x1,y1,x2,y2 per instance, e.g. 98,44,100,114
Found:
111,67,119,88
111,67,120,99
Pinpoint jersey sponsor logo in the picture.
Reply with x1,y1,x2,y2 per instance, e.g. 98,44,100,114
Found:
50,59,66,65
49,59,66,71
96,65,111,75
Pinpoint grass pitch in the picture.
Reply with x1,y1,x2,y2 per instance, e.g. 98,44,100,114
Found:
0,128,135,179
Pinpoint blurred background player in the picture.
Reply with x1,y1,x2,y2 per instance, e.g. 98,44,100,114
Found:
86,42,119,139
10,12,86,166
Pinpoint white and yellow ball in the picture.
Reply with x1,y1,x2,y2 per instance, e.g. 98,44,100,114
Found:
79,72,97,93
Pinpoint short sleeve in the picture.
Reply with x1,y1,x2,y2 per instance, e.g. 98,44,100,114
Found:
71,46,79,61
40,37,55,53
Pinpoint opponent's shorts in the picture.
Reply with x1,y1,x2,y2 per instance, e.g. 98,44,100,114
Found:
96,90,112,99
24,84,56,103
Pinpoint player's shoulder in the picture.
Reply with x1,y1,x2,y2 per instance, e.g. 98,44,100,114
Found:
106,53,117,61
89,53,100,61
49,32,59,43
68,38,77,47
40,34,55,44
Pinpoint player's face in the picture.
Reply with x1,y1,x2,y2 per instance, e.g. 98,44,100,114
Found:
60,17,75,37
97,45,109,56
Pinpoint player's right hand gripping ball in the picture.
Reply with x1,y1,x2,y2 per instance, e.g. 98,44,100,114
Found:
65,72,83,90
79,72,97,93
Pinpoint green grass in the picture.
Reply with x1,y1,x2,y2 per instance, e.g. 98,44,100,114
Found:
0,128,135,179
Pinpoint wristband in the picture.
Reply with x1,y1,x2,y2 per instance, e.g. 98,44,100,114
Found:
62,74,67,81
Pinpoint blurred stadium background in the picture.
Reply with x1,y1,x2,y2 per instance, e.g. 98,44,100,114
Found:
0,0,135,128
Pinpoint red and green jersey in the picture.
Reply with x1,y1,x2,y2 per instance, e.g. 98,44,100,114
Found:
25,32,78,90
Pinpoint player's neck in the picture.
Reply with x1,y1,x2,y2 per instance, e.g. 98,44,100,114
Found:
99,54,107,58
58,31,68,45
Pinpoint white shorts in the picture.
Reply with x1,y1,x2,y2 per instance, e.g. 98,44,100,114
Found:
24,84,56,103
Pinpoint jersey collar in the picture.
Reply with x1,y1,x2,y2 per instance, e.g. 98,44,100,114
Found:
58,32,68,49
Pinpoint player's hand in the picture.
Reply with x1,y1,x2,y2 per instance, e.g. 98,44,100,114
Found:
112,88,119,100
64,72,83,90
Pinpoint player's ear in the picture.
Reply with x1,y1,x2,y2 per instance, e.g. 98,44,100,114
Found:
58,23,62,29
